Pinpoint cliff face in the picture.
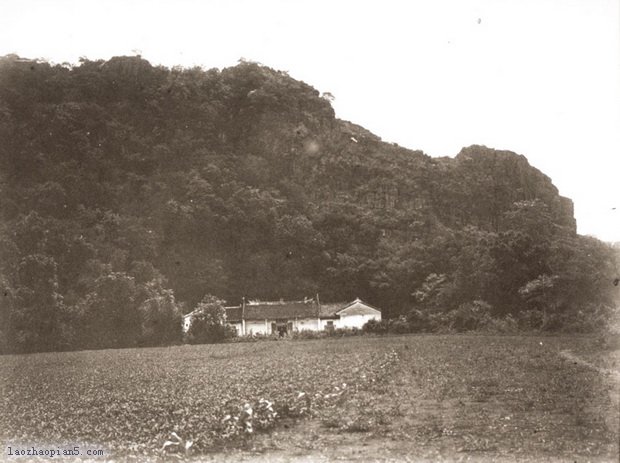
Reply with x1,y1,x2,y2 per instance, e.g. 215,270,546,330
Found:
0,56,582,314
239,90,577,236
205,62,576,235
446,146,576,232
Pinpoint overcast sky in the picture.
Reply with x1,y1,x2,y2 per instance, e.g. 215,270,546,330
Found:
1,0,619,241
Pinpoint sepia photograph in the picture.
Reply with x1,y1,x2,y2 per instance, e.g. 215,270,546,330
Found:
0,0,619,461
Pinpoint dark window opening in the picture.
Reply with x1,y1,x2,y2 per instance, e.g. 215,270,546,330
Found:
273,321,290,337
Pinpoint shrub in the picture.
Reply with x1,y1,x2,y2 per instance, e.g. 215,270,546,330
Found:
427,311,456,333
228,332,282,343
548,304,615,333
362,318,412,335
362,319,389,334
540,312,564,332
516,309,544,330
293,330,327,340
291,327,362,340
482,314,519,333
446,300,493,332
388,316,411,334
185,295,237,344
229,327,366,342
406,309,433,332
187,316,237,344
329,327,363,337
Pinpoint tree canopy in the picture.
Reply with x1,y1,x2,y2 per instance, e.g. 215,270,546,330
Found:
0,55,617,352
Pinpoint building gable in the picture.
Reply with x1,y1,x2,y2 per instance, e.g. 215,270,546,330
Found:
336,298,382,317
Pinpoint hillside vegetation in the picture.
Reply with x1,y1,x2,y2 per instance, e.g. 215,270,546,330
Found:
0,55,617,352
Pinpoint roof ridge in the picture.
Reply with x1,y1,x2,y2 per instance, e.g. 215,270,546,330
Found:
246,299,316,306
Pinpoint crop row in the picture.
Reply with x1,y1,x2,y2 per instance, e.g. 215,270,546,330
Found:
0,340,400,458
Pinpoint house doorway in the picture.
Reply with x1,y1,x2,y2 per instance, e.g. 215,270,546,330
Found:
272,321,293,337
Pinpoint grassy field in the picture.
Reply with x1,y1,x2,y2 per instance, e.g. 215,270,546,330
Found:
0,335,618,462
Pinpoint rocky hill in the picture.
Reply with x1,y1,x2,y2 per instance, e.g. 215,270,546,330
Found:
0,55,615,352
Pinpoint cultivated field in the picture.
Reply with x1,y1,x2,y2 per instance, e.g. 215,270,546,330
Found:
0,335,618,462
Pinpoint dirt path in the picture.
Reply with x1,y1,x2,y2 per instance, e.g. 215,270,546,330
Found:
559,349,620,381
559,347,620,456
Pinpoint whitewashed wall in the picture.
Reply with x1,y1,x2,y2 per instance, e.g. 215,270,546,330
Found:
221,310,381,335
318,318,336,330
245,320,270,335
293,318,320,331
336,313,380,329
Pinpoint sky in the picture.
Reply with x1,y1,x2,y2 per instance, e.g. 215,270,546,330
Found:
1,0,619,241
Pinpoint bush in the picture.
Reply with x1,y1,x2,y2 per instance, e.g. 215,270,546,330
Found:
482,314,519,333
229,333,269,343
185,295,237,344
516,309,544,330
290,327,362,339
187,315,237,344
540,312,564,332
228,327,365,342
406,309,434,332
363,319,389,334
363,318,411,335
330,327,363,337
575,304,614,333
548,304,615,333
388,316,411,334
428,312,457,333
446,300,493,332
293,330,327,340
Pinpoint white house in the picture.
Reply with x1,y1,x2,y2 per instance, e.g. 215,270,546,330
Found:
225,297,382,336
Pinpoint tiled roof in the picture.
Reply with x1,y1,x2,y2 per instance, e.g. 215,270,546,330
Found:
243,300,319,320
318,302,347,318
225,306,243,322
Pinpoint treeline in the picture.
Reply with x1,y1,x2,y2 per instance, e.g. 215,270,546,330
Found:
0,55,617,353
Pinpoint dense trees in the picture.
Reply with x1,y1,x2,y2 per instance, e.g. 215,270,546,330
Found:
0,55,617,352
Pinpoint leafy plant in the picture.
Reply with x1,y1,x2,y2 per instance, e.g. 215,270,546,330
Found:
185,295,237,344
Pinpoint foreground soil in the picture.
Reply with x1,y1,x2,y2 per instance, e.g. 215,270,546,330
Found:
202,335,620,462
